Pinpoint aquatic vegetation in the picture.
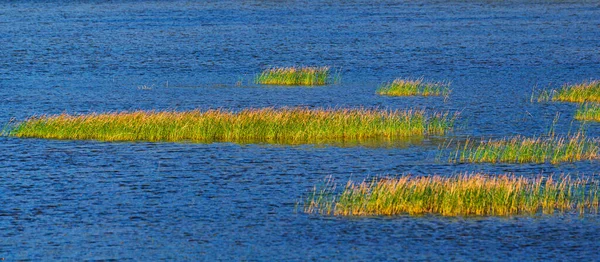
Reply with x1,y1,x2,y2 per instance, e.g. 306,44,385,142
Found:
575,103,600,122
553,80,600,103
531,80,600,103
255,66,334,85
10,108,456,144
376,78,450,97
450,133,599,164
530,87,553,103
304,174,600,217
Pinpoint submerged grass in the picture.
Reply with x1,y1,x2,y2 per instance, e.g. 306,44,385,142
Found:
450,133,599,164
575,103,600,122
304,174,600,217
10,108,456,144
376,78,450,97
255,66,334,85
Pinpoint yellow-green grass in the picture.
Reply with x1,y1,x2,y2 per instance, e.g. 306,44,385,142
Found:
10,108,456,144
450,134,599,164
304,174,600,217
255,66,333,85
377,78,450,97
553,80,600,103
575,103,600,122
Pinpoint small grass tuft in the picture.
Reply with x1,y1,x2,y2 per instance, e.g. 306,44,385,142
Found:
449,133,599,164
531,87,553,103
255,66,334,86
377,78,450,97
304,174,600,217
10,108,456,144
575,103,600,122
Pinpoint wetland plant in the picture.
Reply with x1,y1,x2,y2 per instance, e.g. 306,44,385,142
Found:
530,87,553,103
534,80,600,103
10,108,456,144
554,80,600,103
255,66,334,86
304,174,600,217
575,103,600,122
450,133,599,164
376,78,450,97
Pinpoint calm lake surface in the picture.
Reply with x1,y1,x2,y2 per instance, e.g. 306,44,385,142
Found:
1,0,600,260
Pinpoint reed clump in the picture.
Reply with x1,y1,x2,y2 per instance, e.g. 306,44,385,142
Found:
304,174,600,217
10,108,456,144
575,103,600,122
552,80,600,103
450,133,599,164
376,78,450,97
255,66,333,85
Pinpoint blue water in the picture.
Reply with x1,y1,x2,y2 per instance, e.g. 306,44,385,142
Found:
1,0,599,260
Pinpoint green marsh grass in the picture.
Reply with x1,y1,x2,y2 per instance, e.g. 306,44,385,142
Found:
450,133,599,164
10,108,456,144
255,66,334,85
554,80,600,103
575,103,600,122
304,174,600,216
377,78,450,97
534,80,600,103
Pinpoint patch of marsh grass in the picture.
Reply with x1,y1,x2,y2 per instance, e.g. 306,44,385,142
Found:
255,66,335,85
377,78,450,97
449,133,599,164
534,80,600,103
575,103,600,122
554,80,600,103
10,108,456,144
304,174,600,217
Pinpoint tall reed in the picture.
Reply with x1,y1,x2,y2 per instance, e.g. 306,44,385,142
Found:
377,78,450,97
255,66,334,85
304,174,600,217
10,108,456,144
450,133,599,164
575,103,600,122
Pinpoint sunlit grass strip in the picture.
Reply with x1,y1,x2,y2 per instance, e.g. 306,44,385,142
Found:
255,66,332,85
305,174,600,216
10,108,456,143
553,80,600,103
377,78,450,97
451,134,599,164
575,103,600,122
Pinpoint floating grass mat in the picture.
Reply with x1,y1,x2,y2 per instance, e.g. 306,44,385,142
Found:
10,108,456,143
376,78,450,97
450,134,599,164
304,174,600,217
575,103,600,122
255,66,333,86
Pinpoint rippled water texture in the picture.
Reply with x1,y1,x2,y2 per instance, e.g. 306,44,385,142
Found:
1,1,599,260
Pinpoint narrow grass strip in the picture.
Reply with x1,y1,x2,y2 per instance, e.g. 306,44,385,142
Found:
10,108,456,143
553,80,600,103
377,78,450,97
575,103,600,122
304,174,600,217
255,66,333,85
450,134,599,164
